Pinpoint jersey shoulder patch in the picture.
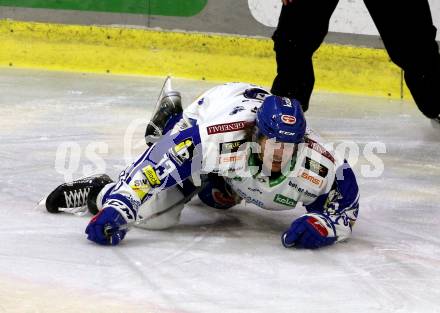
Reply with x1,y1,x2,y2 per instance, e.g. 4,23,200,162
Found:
304,137,335,164
294,139,338,193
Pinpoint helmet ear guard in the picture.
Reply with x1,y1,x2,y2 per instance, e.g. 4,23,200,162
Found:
256,95,306,143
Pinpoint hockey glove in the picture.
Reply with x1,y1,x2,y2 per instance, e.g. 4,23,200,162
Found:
85,207,128,245
282,213,336,249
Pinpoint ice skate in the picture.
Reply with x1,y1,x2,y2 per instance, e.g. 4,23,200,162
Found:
145,76,183,145
43,174,113,215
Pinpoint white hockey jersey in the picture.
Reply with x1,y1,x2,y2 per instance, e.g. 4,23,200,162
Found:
103,82,359,243
177,82,359,241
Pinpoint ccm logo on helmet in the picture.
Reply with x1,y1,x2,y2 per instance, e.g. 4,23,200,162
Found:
279,130,295,136
281,115,296,125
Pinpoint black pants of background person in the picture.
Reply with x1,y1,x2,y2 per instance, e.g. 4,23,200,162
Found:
271,0,440,119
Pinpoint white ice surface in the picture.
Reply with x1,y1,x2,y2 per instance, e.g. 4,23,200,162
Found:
0,69,439,313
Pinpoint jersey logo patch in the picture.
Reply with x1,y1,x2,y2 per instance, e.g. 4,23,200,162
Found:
243,88,269,101
300,171,323,187
219,139,247,154
169,137,196,165
142,165,161,186
305,157,329,177
130,179,151,200
274,194,297,207
304,138,335,163
219,154,244,164
229,106,245,115
248,187,263,195
207,121,255,135
235,188,264,208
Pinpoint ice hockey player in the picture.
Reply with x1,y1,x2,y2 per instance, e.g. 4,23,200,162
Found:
45,81,359,249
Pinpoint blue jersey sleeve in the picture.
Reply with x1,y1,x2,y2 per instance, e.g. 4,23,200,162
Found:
305,160,360,241
101,125,203,223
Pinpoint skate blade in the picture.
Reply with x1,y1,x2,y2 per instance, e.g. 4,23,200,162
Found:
37,196,47,207
150,76,173,116
59,206,88,216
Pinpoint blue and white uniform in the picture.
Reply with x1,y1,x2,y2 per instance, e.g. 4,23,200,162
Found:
89,83,359,246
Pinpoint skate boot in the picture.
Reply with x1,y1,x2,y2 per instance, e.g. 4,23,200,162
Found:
44,174,113,215
145,77,183,144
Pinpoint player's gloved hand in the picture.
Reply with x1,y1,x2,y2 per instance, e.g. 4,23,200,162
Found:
85,207,128,245
282,213,336,249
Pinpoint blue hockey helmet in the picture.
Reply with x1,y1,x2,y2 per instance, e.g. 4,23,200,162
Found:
256,95,306,143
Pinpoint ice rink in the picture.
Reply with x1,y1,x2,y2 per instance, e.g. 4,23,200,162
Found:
1,68,439,313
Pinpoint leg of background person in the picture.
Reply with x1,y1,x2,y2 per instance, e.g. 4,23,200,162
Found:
364,0,440,119
271,0,340,112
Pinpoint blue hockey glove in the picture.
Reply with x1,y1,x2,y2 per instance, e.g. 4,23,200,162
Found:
85,207,128,245
282,214,336,249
